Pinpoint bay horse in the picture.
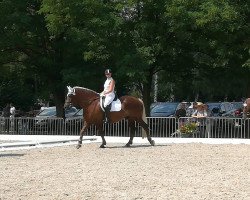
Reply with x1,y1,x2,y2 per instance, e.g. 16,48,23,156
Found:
64,86,155,148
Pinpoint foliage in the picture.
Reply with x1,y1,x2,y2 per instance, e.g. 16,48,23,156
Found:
179,122,198,134
0,0,249,114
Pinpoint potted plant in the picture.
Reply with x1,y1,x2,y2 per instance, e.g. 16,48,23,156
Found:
179,122,198,137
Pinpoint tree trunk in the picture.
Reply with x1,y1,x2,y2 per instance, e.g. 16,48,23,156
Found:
53,89,65,118
142,72,153,116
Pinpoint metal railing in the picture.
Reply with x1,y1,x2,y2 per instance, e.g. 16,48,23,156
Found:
0,117,249,139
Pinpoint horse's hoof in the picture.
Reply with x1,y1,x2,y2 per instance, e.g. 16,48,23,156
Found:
76,144,82,149
150,140,155,146
125,143,131,147
100,144,106,148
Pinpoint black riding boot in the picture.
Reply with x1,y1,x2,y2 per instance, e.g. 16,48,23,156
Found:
104,104,111,124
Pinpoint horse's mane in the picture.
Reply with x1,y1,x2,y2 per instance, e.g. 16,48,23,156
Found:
73,86,99,96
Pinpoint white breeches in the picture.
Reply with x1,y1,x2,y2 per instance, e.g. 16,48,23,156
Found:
104,92,115,107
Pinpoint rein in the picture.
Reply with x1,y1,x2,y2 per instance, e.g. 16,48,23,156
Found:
83,96,100,105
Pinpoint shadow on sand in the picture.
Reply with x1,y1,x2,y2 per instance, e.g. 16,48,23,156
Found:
0,153,25,158
103,143,171,149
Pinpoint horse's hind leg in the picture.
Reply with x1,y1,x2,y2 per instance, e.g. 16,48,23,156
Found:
139,120,155,146
126,120,135,147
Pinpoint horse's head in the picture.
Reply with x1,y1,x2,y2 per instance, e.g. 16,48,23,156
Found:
65,86,100,109
64,86,76,108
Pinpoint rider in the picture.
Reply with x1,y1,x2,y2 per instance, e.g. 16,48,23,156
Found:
100,69,116,123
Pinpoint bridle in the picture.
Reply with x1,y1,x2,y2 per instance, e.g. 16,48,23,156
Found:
65,86,101,108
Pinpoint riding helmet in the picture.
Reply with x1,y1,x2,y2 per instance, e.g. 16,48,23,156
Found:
105,69,112,74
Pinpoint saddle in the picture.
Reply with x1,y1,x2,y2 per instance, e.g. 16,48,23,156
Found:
100,94,121,112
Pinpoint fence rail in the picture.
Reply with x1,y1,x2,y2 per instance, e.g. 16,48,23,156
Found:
0,117,249,139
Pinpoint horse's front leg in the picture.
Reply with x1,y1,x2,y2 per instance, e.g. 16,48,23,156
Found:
77,121,89,149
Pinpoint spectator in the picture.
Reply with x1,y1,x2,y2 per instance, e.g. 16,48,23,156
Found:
2,103,11,133
203,104,211,117
175,103,187,118
186,102,197,117
10,103,16,117
10,103,17,132
192,102,207,137
192,102,207,119
175,102,187,129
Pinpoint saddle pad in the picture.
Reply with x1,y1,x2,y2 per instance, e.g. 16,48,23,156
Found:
100,98,122,112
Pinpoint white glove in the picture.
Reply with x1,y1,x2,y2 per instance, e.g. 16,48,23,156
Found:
100,92,105,97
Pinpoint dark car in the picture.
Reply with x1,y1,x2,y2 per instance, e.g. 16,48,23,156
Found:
33,106,82,132
150,102,179,117
149,102,179,137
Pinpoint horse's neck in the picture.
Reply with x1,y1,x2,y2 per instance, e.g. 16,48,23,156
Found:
75,88,99,108
75,87,98,98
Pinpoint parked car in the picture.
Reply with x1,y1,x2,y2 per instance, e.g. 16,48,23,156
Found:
33,106,82,131
65,109,83,133
205,102,235,117
149,102,179,137
231,101,244,117
205,102,241,138
150,102,179,117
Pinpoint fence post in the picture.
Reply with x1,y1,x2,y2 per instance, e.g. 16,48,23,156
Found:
206,118,211,138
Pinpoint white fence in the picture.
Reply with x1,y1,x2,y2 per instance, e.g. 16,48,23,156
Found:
0,117,249,139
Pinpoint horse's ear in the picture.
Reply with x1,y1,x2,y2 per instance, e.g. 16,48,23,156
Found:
67,86,75,96
67,86,72,91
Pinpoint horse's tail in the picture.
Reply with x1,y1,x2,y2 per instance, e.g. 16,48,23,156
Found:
139,98,147,139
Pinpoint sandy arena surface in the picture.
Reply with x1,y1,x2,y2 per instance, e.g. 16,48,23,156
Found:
0,143,249,200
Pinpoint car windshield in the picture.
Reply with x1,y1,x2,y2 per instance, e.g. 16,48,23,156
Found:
75,109,83,116
231,102,243,110
151,103,178,113
38,107,56,116
65,107,78,116
38,107,78,117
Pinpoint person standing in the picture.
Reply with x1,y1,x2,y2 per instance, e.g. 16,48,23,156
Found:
10,103,16,117
2,103,11,133
175,103,187,118
192,102,207,137
100,69,116,123
186,102,197,117
10,103,18,133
